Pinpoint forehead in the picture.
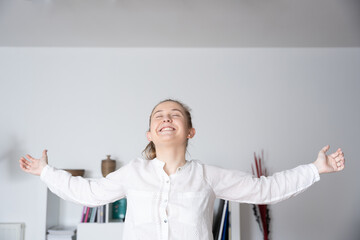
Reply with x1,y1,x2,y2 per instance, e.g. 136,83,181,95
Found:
152,101,184,115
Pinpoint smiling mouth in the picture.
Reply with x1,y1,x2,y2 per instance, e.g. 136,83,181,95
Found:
159,127,176,132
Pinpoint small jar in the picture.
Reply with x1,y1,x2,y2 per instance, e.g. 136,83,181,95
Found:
101,155,116,177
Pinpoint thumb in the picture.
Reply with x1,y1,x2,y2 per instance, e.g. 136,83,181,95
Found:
42,149,48,157
321,145,330,153
42,149,48,164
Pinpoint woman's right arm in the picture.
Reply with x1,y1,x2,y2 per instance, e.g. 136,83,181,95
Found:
19,150,128,207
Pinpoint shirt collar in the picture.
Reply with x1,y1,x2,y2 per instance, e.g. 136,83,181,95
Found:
152,158,191,174
152,158,166,168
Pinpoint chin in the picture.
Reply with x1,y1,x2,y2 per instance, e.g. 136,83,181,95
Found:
156,138,186,146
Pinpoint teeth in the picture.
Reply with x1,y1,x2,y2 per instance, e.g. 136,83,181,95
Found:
161,127,174,131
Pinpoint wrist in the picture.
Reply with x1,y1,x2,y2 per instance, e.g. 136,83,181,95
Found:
313,160,323,174
38,163,48,176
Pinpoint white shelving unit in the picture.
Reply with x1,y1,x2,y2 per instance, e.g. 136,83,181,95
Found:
45,189,125,240
45,189,60,233
77,201,125,240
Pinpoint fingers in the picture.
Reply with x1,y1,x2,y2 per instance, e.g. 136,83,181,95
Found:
325,146,345,172
336,162,345,171
20,157,31,166
334,153,345,171
330,149,344,158
25,154,35,162
335,155,345,164
19,157,31,172
321,145,330,153
42,149,48,158
19,163,30,172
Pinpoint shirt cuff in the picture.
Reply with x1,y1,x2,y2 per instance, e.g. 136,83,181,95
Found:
40,165,51,181
309,163,320,182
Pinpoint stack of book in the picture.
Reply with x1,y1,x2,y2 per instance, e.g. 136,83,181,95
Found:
81,205,106,223
81,199,127,223
47,226,76,240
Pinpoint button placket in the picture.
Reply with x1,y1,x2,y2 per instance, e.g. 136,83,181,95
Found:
160,175,170,239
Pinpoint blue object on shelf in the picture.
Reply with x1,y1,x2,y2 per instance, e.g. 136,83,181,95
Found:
112,198,127,222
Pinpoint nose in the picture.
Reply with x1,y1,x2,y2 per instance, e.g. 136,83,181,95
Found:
163,114,172,122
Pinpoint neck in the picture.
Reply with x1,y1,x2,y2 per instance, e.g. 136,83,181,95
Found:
155,145,187,176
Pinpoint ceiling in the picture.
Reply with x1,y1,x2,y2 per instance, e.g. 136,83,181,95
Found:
1,0,359,47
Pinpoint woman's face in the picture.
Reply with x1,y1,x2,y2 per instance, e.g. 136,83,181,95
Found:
147,101,195,147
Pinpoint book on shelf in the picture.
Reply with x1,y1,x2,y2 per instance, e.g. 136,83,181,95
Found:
221,201,229,240
47,226,76,240
81,205,106,223
98,205,106,223
213,199,224,239
112,198,127,222
213,200,229,240
81,206,87,222
89,206,97,222
97,206,102,223
47,236,75,240
80,202,128,224
85,207,92,222
227,203,232,240
81,207,88,223
47,226,76,235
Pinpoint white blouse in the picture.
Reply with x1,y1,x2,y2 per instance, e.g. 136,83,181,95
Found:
40,157,320,240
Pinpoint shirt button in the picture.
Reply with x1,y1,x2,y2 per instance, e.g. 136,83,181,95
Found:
164,199,168,203
164,219,168,223
166,180,169,183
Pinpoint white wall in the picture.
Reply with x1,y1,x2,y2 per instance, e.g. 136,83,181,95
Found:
0,47,359,240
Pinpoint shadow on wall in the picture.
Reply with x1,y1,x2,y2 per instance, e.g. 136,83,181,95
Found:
0,136,28,182
240,203,256,240
355,217,360,240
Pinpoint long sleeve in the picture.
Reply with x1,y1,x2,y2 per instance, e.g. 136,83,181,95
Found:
40,162,131,207
203,163,320,204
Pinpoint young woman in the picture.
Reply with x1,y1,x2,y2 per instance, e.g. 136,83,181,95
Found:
19,99,345,240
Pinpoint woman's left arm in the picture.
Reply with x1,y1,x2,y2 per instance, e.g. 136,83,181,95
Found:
203,145,345,205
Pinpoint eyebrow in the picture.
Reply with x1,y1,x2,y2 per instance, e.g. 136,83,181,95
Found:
152,109,184,116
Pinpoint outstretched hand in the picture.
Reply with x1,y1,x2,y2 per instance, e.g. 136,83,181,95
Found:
19,149,48,176
313,145,345,174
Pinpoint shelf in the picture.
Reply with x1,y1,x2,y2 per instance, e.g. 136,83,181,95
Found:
77,222,125,240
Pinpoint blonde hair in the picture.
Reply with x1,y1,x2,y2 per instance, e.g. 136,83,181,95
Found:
142,99,193,160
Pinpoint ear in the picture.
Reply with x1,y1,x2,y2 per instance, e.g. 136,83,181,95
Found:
146,131,152,142
187,128,196,139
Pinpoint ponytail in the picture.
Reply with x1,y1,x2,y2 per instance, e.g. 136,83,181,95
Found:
143,141,157,160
